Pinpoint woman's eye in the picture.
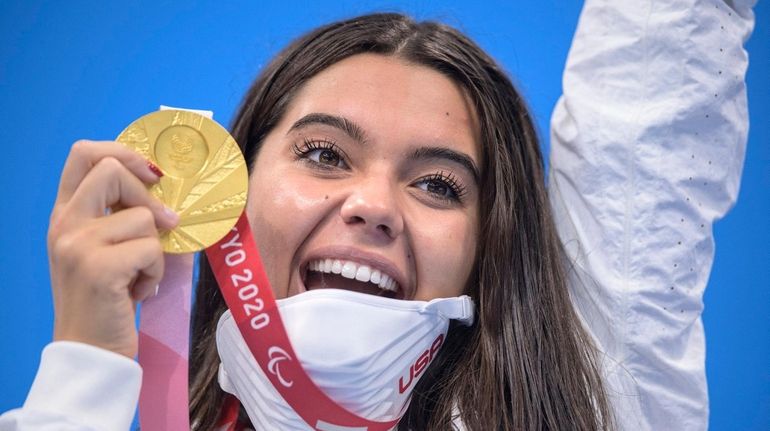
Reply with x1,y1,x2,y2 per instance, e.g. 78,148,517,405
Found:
422,179,451,197
414,172,465,204
292,139,348,169
309,148,342,166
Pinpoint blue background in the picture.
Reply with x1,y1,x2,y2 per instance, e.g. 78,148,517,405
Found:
0,1,767,429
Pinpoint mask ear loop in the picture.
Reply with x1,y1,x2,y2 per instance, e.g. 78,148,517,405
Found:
425,295,475,326
218,362,237,395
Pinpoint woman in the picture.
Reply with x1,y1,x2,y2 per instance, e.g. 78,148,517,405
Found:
188,15,610,430
0,1,754,430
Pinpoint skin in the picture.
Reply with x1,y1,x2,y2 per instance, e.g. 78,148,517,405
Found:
48,54,480,359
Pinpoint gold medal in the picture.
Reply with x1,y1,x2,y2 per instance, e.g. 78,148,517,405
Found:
117,110,248,253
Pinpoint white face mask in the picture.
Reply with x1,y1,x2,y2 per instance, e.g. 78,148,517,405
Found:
216,288,475,430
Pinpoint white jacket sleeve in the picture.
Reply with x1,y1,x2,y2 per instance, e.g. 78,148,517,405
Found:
548,1,755,430
0,342,142,431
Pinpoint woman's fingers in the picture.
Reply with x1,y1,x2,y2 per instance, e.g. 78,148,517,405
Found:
102,236,165,303
66,156,178,230
56,140,161,206
90,206,159,244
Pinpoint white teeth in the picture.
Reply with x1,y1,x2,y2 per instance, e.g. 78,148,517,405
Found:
341,261,357,278
307,259,399,293
355,266,371,282
379,275,395,291
370,270,381,284
331,260,342,274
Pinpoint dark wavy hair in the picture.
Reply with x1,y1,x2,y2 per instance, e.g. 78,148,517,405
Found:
189,13,612,430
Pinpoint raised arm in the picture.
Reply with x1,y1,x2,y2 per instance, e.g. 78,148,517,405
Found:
547,1,755,429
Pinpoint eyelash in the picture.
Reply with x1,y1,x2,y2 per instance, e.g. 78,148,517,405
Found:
291,138,467,204
291,138,346,169
414,171,467,204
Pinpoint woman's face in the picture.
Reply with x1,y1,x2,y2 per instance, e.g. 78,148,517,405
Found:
246,54,480,301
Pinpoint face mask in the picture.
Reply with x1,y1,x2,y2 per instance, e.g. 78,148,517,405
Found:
216,288,475,430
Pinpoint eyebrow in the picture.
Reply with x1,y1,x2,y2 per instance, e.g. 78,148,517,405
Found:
410,147,480,183
288,113,367,143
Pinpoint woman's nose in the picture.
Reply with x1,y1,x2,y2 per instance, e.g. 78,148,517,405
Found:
339,179,404,239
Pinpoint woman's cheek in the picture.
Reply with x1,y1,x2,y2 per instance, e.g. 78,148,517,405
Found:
413,218,476,300
246,172,334,298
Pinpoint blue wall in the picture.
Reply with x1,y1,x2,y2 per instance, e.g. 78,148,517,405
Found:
1,1,767,429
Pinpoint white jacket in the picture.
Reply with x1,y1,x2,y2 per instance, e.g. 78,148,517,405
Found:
550,0,754,429
0,0,755,430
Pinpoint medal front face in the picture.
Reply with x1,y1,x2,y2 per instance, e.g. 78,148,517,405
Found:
117,110,248,253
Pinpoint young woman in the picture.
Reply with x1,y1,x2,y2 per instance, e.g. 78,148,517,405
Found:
0,1,755,430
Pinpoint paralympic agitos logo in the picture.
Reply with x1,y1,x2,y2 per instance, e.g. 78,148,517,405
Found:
267,346,294,388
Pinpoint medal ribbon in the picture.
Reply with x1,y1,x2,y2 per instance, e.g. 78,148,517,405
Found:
206,212,401,431
137,253,194,431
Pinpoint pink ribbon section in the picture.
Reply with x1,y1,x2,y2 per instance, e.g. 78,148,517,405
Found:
138,253,194,431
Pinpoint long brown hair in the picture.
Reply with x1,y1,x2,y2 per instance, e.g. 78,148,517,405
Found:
189,13,612,430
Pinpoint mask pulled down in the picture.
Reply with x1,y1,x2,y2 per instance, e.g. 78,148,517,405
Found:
216,288,475,430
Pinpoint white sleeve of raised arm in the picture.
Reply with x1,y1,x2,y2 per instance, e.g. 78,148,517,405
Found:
0,342,142,431
547,1,755,430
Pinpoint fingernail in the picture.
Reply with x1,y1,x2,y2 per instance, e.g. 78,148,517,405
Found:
154,284,160,296
147,161,164,178
163,206,180,224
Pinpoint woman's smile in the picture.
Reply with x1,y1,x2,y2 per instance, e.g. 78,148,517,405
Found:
245,53,480,302
300,245,411,299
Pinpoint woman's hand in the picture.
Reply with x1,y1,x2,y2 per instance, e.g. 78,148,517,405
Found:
47,140,179,358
